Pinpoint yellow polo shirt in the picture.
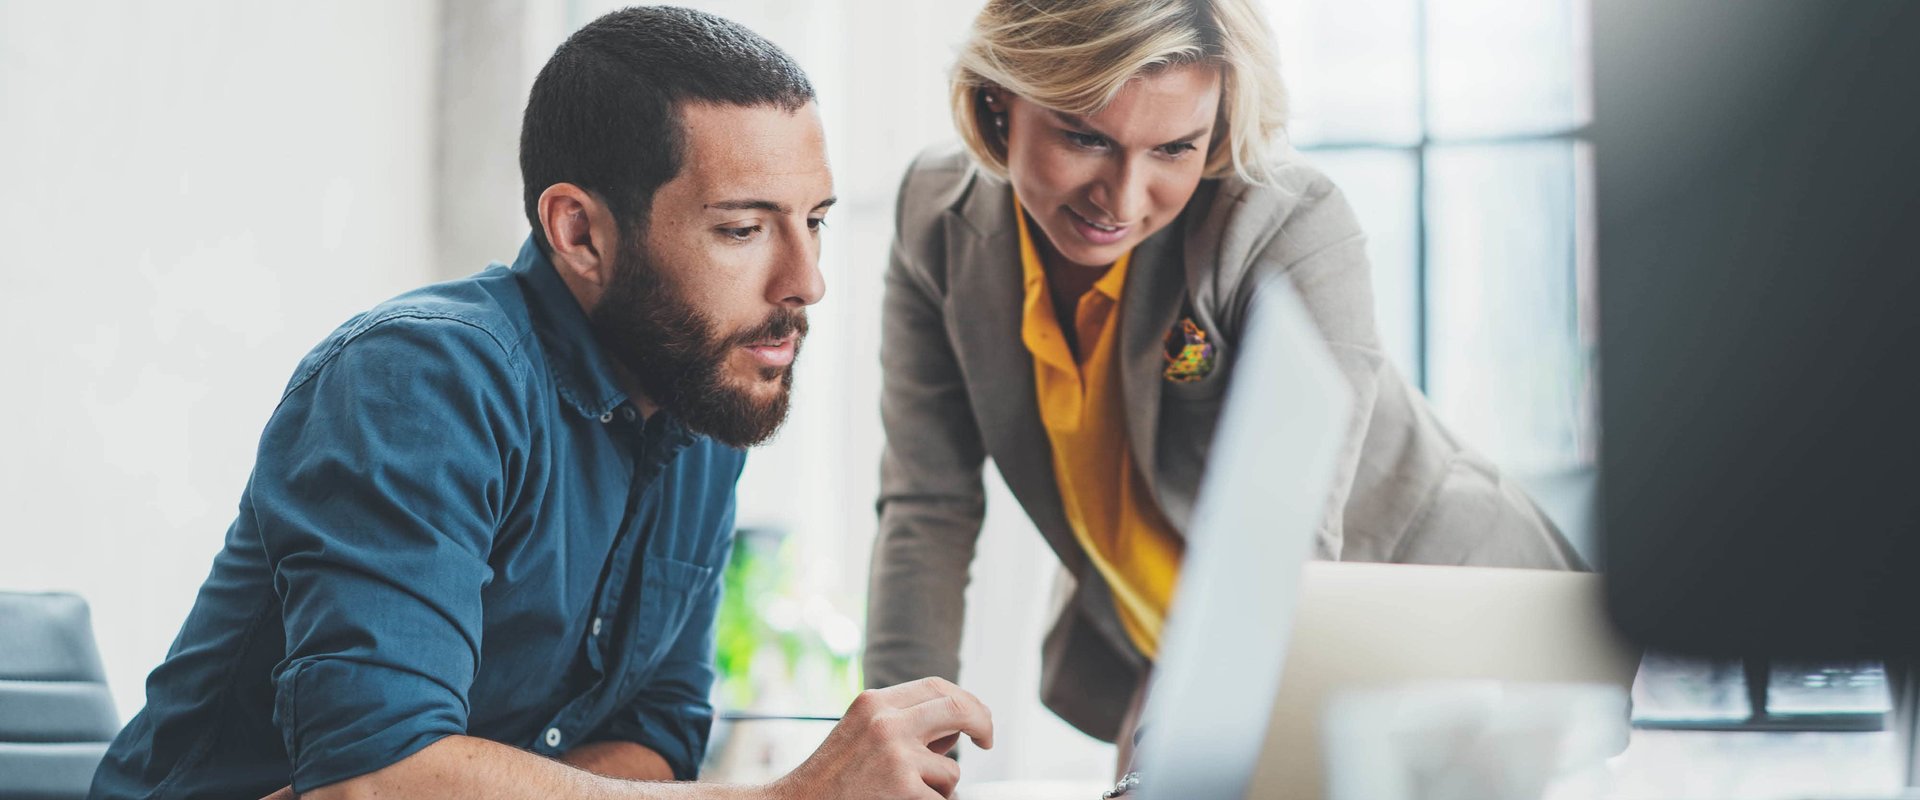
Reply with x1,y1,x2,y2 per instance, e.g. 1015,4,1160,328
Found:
1016,200,1186,660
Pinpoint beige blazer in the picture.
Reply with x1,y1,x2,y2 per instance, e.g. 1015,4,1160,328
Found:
863,145,1582,741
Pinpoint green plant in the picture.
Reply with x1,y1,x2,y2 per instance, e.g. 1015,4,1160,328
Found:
712,527,860,712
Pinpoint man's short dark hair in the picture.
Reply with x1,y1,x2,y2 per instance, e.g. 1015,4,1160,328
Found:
519,6,815,253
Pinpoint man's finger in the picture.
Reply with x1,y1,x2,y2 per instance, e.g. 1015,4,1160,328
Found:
870,676,966,709
904,690,995,751
928,731,961,755
916,749,964,798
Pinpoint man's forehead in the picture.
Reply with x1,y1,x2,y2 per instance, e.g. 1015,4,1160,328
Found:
677,101,832,199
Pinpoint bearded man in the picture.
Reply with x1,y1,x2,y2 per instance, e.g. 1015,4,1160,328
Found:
89,8,990,800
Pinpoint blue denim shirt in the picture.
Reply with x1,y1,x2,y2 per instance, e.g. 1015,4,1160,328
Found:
90,238,745,798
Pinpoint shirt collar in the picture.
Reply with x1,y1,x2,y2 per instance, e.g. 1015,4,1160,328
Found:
511,236,631,421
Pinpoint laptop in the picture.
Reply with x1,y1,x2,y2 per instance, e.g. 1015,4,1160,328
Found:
1132,277,1639,800
1249,561,1639,800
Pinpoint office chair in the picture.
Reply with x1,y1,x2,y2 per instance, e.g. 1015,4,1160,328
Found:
0,591,121,800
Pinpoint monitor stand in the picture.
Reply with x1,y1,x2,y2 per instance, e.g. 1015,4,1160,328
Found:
1635,660,1887,733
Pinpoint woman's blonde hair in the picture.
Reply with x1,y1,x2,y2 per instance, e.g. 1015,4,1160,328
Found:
952,0,1287,184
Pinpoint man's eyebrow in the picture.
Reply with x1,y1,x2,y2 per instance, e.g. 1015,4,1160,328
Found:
1047,108,1210,146
706,199,790,214
704,196,840,214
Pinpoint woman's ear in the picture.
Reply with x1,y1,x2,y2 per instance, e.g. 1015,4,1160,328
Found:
980,88,1011,144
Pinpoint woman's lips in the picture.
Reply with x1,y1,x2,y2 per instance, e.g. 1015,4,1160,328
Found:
1064,205,1132,246
742,335,798,368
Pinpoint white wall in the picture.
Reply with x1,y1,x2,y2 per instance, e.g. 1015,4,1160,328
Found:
0,1,442,717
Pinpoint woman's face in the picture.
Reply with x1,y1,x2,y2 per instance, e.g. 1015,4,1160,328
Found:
993,62,1222,270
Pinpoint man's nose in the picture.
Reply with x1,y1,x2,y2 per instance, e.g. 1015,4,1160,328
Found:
770,222,826,307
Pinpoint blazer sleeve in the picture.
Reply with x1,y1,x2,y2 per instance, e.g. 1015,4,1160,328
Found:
1235,166,1582,570
863,158,990,690
1238,173,1387,561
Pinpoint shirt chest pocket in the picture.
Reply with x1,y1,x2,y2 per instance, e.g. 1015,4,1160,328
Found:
608,555,714,689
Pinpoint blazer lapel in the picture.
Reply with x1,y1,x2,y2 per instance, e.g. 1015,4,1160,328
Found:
945,172,1087,573
1117,210,1191,524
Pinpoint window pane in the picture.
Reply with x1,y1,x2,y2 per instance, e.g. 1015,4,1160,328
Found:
1426,0,1590,139
1266,0,1422,146
1299,148,1420,384
1425,140,1594,471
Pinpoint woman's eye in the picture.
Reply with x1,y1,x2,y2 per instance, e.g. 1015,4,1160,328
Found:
1159,142,1198,157
1065,131,1108,150
720,225,763,241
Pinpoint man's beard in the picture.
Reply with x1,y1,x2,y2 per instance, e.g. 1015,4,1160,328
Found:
588,238,806,448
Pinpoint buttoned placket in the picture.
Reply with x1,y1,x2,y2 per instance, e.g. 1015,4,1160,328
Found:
533,403,657,756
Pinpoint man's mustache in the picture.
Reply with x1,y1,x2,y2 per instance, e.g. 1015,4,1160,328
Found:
723,307,809,351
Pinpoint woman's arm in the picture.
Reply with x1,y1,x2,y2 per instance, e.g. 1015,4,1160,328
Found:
864,166,992,692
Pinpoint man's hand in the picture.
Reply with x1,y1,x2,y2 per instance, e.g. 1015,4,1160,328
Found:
769,677,993,800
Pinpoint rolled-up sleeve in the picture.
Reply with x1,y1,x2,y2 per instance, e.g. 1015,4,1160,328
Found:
253,315,528,792
591,501,734,780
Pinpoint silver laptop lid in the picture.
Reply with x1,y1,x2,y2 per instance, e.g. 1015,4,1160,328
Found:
1135,275,1354,800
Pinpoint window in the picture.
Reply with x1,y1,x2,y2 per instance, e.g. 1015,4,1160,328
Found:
1268,0,1596,475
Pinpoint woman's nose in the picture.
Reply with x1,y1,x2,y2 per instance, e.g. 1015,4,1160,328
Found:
1090,160,1148,222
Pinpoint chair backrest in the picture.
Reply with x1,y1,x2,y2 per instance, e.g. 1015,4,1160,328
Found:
0,591,121,800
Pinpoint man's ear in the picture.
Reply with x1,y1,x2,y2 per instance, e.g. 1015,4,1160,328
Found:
537,183,622,295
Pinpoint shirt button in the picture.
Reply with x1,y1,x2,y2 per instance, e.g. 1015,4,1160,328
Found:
591,617,603,636
621,406,637,422
545,727,563,748
598,411,614,424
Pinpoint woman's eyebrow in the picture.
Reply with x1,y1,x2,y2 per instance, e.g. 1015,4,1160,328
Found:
1046,109,1209,146
1047,108,1105,135
1163,124,1212,145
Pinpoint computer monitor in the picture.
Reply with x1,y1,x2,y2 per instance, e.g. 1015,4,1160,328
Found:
1595,0,1920,657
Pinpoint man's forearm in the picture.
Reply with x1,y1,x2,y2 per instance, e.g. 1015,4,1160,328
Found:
275,677,995,800
561,740,678,781
299,735,755,800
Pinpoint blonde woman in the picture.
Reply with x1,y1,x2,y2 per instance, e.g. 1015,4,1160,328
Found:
864,0,1582,764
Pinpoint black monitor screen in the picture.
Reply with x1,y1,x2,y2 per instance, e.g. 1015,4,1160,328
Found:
1597,0,1920,658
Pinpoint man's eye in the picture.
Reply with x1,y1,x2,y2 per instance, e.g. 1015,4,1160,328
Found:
807,217,829,233
1065,131,1108,150
721,225,763,241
